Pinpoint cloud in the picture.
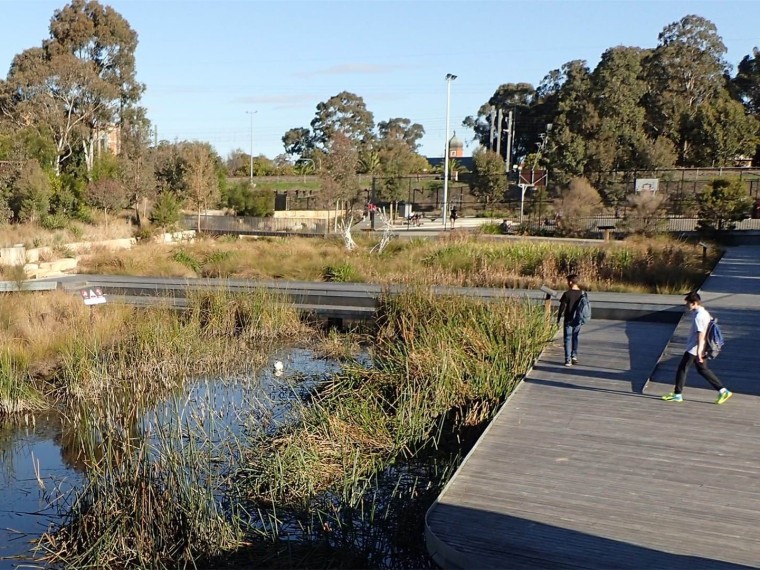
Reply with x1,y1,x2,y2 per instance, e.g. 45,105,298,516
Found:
295,63,407,78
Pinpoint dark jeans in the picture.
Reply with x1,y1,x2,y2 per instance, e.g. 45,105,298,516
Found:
674,352,724,394
563,323,581,362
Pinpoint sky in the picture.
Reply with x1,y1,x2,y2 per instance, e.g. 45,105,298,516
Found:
1,0,759,162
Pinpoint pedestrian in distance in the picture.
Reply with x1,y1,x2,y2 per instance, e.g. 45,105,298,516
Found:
662,292,732,404
449,206,458,229
557,274,586,367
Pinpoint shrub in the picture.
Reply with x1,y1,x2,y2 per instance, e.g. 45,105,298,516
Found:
697,177,753,233
150,192,181,229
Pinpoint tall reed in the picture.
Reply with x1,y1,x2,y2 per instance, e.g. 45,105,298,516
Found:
38,401,246,568
240,290,556,507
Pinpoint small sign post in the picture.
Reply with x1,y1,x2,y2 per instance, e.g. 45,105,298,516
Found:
80,287,106,324
80,287,106,306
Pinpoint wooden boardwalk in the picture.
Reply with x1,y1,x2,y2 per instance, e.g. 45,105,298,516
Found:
426,246,760,569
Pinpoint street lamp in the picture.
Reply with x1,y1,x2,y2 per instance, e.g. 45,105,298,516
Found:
245,110,257,183
443,73,457,230
514,164,529,226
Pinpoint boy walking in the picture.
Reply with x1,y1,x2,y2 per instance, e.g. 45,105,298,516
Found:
662,292,732,404
557,274,584,367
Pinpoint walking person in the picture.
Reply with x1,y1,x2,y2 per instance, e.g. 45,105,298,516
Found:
557,274,585,367
662,292,732,404
449,206,458,229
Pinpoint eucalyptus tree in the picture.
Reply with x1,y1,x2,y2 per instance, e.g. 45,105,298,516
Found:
281,127,313,159
377,117,425,150
686,95,759,166
375,117,427,205
586,47,652,172
310,91,375,150
464,82,536,163
118,105,155,225
733,48,760,115
541,60,594,180
643,15,729,165
1,0,144,175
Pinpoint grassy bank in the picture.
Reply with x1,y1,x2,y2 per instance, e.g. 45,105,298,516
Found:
79,233,716,294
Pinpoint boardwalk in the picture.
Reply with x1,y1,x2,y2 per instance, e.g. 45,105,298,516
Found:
426,246,760,569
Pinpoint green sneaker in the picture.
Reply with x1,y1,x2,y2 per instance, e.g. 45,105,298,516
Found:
662,393,683,402
715,391,733,405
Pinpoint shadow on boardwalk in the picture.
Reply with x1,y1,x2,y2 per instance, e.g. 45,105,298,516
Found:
428,503,755,569
426,246,760,570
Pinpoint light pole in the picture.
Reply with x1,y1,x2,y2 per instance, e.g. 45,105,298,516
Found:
442,73,457,229
245,110,257,183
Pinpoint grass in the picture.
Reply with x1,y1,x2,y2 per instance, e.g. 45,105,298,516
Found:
79,232,717,294
0,219,134,249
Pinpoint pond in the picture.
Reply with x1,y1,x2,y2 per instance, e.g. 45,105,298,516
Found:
0,347,343,568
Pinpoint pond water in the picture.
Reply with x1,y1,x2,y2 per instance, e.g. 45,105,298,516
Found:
0,347,343,568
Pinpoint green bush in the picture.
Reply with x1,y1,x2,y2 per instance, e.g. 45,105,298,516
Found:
323,262,361,282
150,192,181,228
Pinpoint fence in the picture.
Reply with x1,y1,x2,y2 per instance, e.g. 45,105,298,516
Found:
182,214,330,236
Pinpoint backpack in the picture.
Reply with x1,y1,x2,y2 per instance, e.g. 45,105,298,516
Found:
705,317,725,359
571,292,592,326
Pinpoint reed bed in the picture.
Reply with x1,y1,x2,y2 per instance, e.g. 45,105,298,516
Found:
36,290,555,568
240,290,556,507
79,233,714,294
38,402,247,568
34,288,317,568
55,288,309,405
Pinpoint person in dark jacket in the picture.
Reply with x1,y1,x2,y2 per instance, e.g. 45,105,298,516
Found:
449,206,458,229
557,274,584,366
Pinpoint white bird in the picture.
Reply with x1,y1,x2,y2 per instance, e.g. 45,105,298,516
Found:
273,361,284,372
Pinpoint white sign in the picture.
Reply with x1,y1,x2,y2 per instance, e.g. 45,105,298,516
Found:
80,287,106,306
635,178,659,193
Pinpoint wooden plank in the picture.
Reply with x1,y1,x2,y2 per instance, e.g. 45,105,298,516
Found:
426,248,760,570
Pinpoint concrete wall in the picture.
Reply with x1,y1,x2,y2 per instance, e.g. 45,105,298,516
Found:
3,231,195,278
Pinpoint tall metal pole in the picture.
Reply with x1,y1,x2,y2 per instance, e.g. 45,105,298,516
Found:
443,73,456,230
246,110,257,184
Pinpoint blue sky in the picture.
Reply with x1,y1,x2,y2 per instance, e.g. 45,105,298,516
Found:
1,0,759,161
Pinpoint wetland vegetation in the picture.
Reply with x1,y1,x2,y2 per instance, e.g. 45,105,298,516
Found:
0,230,718,568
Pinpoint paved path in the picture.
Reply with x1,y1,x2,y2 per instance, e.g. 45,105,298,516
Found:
426,246,760,569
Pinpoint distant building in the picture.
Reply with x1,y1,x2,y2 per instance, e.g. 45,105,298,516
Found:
448,132,464,158
427,132,472,173
94,124,121,155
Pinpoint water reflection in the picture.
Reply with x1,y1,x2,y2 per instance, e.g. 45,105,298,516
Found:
0,347,342,567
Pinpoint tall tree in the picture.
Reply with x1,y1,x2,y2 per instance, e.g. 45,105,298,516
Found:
542,60,593,180
733,48,760,115
118,106,155,225
2,0,144,175
643,15,728,164
377,117,425,150
687,95,759,166
310,91,375,150
281,127,313,158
